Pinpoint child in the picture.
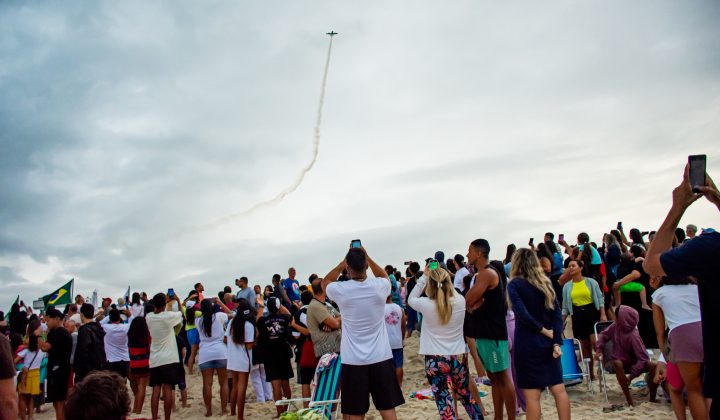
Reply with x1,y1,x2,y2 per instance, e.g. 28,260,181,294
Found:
15,321,45,420
384,295,406,386
614,281,651,311
595,305,658,407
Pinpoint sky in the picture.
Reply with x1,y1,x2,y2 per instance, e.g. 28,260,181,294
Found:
1,1,719,310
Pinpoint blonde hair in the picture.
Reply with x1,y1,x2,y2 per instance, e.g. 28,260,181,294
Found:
509,248,556,310
425,267,454,325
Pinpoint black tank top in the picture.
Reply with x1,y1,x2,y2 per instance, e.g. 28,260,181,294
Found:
466,264,508,340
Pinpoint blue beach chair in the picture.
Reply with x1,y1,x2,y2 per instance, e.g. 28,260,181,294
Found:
277,353,342,419
560,338,593,393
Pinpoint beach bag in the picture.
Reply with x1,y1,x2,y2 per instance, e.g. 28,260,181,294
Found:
299,338,318,369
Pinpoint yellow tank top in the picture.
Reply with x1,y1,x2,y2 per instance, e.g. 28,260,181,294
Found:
571,279,593,306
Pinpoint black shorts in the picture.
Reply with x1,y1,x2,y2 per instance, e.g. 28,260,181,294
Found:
107,361,129,378
265,357,294,382
297,363,315,385
46,366,70,402
340,359,405,415
149,363,182,387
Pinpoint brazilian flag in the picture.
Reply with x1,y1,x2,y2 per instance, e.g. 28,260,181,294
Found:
42,279,74,308
5,295,18,320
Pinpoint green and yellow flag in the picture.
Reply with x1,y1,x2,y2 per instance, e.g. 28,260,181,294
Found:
42,279,74,308
5,295,18,320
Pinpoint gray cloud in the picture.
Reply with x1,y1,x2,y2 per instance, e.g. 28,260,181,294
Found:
1,1,719,309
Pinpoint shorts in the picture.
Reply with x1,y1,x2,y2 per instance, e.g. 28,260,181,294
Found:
619,282,644,293
186,328,200,346
668,321,704,363
475,338,510,373
666,361,684,390
340,359,405,415
19,369,41,395
297,363,315,385
107,361,129,378
46,366,71,402
392,348,404,368
199,359,227,371
265,357,294,382
149,363,182,387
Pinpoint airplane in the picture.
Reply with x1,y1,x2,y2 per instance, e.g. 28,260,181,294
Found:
326,31,338,36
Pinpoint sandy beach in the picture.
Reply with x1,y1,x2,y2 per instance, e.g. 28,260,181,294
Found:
32,333,677,420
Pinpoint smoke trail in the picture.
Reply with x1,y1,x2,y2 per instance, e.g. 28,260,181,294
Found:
203,36,334,229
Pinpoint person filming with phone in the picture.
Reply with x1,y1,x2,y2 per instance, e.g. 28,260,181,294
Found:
644,156,720,419
321,241,405,420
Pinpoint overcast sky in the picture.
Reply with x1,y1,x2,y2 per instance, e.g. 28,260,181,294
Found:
1,1,719,309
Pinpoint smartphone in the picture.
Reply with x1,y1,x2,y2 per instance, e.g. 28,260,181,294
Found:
689,155,707,193
428,259,439,270
529,237,534,245
167,288,174,297
351,239,361,248
558,233,565,243
617,221,623,230
403,261,413,266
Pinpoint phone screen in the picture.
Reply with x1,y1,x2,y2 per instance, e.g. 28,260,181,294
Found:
529,238,534,245
617,222,623,230
558,234,564,243
351,239,361,248
689,155,706,193
168,288,174,297
429,261,439,270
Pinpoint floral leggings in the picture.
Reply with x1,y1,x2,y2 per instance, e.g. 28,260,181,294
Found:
425,354,483,420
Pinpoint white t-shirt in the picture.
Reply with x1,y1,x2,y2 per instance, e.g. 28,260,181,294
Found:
18,349,45,370
652,284,701,332
225,320,255,372
408,276,467,356
195,312,229,365
326,276,393,366
130,304,145,318
146,311,183,368
102,322,131,362
454,267,470,292
384,303,404,350
69,313,82,326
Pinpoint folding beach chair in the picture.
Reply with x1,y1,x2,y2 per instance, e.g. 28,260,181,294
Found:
594,321,614,403
560,338,593,393
277,353,342,419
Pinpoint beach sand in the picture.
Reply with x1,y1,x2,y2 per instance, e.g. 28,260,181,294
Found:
34,334,677,419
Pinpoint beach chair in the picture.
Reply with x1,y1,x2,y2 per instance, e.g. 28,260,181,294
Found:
277,353,342,419
560,338,593,393
594,321,614,403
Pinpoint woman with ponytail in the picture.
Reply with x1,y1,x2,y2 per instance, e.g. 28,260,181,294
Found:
226,298,256,419
507,248,570,420
408,262,482,419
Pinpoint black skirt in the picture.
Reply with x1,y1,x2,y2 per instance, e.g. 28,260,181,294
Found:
571,303,599,340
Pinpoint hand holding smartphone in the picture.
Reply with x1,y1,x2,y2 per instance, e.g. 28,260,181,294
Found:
558,234,565,244
689,155,707,194
617,221,623,231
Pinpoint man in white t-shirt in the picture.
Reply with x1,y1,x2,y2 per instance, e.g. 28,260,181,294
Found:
322,246,405,419
452,254,471,292
146,293,183,420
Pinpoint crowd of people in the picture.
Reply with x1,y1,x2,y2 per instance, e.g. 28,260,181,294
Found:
0,163,717,420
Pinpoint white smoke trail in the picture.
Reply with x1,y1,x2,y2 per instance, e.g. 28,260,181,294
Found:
203,36,334,229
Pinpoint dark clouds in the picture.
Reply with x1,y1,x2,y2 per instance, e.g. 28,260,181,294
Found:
1,1,720,308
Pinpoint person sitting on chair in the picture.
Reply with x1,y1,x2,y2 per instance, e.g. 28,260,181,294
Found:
595,305,658,407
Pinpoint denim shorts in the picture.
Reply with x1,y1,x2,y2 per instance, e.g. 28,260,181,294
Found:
199,359,227,371
186,328,200,346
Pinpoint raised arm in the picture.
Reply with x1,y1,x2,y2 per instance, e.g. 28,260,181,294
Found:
365,250,388,279
321,260,347,294
644,164,703,277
